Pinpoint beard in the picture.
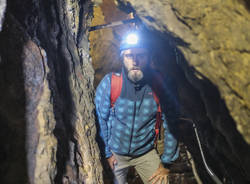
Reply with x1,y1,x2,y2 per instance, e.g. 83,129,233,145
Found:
127,69,144,83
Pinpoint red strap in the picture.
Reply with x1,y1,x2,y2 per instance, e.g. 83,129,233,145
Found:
151,72,164,144
153,92,163,144
153,92,161,113
111,73,123,108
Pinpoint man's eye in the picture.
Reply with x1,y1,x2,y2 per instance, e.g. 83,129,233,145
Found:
125,54,133,59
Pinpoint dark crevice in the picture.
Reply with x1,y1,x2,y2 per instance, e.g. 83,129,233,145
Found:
171,7,193,31
0,7,28,183
186,68,250,183
239,0,250,11
172,47,250,183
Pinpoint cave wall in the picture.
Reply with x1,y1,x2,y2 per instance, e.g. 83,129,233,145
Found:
0,0,103,183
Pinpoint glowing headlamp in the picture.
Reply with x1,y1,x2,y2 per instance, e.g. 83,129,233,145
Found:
120,31,149,51
125,33,139,45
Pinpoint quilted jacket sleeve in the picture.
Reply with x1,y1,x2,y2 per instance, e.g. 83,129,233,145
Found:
160,77,180,164
161,114,179,164
95,74,112,158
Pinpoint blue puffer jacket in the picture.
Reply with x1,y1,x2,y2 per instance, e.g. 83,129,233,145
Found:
95,71,179,164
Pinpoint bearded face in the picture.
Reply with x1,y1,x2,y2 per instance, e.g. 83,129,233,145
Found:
122,48,149,83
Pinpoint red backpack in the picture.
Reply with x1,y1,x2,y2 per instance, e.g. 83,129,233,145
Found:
110,73,163,144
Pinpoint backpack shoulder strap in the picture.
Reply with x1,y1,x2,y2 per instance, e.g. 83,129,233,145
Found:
110,73,123,108
153,91,163,144
153,92,161,113
151,73,164,144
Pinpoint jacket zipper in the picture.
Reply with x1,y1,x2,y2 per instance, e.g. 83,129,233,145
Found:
128,101,136,154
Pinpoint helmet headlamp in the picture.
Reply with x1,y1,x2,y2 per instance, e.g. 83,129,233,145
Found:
125,33,139,45
120,30,152,52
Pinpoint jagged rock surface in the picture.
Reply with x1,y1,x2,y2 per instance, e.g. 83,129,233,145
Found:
0,0,103,183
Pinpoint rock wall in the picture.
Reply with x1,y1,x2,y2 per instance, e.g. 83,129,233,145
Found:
0,0,103,183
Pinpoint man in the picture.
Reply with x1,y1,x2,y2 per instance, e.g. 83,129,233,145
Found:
95,31,179,184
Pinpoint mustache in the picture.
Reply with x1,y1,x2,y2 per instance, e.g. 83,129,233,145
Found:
129,67,141,71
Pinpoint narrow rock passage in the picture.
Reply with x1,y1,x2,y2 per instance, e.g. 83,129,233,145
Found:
0,0,249,184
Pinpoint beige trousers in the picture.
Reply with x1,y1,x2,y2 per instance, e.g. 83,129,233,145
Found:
112,149,161,184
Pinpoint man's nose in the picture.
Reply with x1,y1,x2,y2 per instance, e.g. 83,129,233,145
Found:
132,56,139,65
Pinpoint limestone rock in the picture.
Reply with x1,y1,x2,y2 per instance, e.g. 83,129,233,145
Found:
23,40,58,183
